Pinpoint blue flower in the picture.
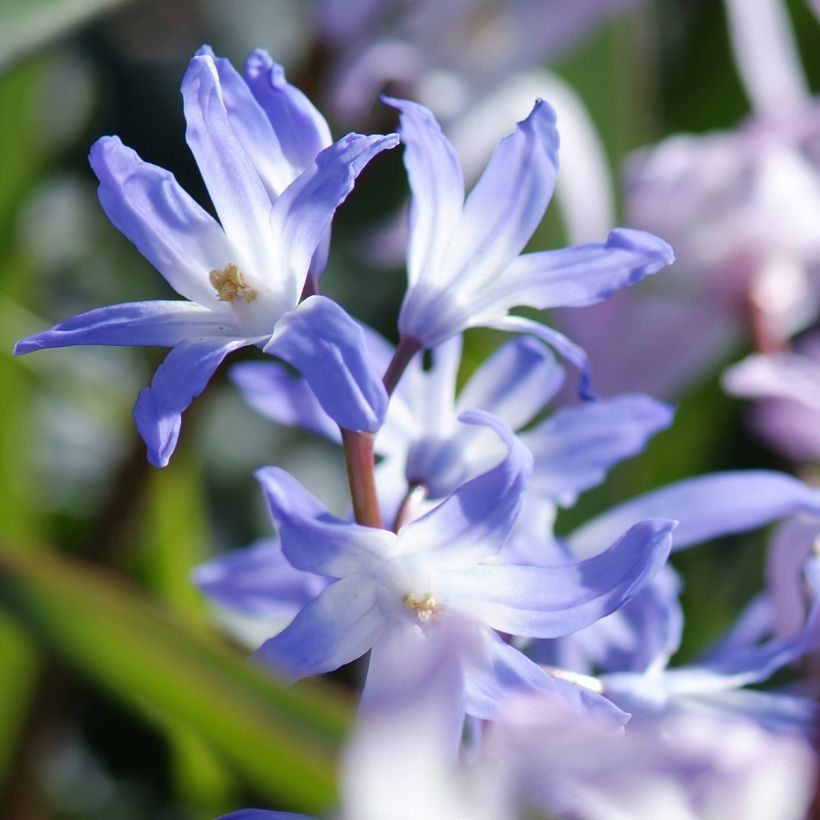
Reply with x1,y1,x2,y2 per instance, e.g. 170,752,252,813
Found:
383,96,675,392
248,411,674,723
14,49,397,466
230,332,673,521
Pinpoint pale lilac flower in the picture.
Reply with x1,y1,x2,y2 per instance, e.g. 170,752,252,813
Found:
566,0,820,396
723,330,820,462
14,49,397,465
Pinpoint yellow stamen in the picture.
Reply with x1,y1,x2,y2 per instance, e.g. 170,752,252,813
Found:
209,263,258,303
402,592,442,623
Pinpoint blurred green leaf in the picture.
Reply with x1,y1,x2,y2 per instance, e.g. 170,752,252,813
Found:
0,543,350,813
141,455,236,815
0,0,136,71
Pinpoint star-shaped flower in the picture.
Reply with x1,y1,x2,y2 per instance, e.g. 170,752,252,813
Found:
14,49,397,465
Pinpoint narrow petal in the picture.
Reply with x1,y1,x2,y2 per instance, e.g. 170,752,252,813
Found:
520,394,674,505
254,575,384,681
568,472,820,559
14,301,237,354
196,45,294,198
455,336,564,431
382,96,464,286
264,296,387,433
255,466,395,577
89,136,234,306
463,629,628,727
133,336,249,467
397,411,531,567
229,362,340,442
483,314,594,399
531,566,684,676
193,538,327,617
269,132,399,293
440,520,675,638
181,53,279,289
482,228,674,313
443,99,559,290
244,50,332,176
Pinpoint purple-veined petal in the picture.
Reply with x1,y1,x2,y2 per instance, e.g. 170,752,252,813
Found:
482,228,674,313
463,629,627,727
483,314,594,399
519,394,674,505
440,519,675,638
382,96,464,286
133,336,251,467
244,50,332,177
397,411,531,567
229,361,340,442
567,471,820,559
89,136,234,307
255,466,394,577
195,45,294,198
444,100,559,291
455,336,564,431
182,53,279,293
254,574,384,681
269,132,399,294
14,301,237,354
264,296,387,433
193,538,327,617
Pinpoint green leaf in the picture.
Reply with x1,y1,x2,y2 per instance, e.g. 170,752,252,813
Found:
0,0,136,71
0,543,351,813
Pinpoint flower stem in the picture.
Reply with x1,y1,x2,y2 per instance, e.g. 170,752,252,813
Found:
341,429,383,528
383,335,422,397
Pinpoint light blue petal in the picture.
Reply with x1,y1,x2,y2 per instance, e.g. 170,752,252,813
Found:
440,520,675,638
195,45,295,198
445,99,559,290
568,471,820,558
265,296,387,433
486,228,674,312
382,96,464,286
193,538,327,617
133,336,249,467
182,53,279,290
229,361,340,442
397,411,531,567
531,566,684,675
484,314,594,399
270,132,399,292
255,466,394,577
255,575,384,680
455,336,564,431
244,50,332,178
520,394,674,505
88,136,234,306
463,629,627,727
14,301,237,354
